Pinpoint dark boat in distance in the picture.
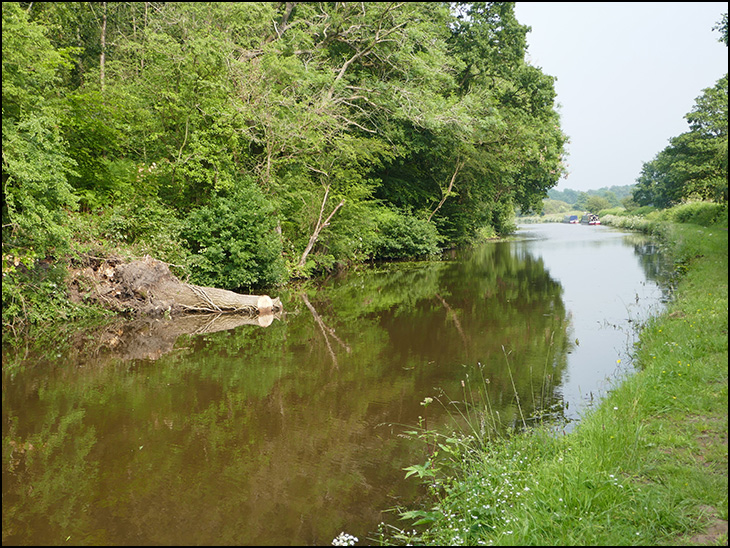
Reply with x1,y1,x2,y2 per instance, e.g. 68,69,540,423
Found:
581,213,601,225
563,215,579,224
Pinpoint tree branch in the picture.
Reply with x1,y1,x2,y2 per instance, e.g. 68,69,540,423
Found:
297,184,346,267
428,160,464,222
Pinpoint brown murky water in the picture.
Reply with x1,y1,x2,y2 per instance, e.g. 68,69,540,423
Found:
2,223,670,545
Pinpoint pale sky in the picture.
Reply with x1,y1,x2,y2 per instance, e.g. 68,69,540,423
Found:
514,2,728,192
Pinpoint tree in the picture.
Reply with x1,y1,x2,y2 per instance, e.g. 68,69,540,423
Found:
634,75,728,206
372,2,566,240
2,2,79,256
713,12,728,46
181,180,286,291
4,1,568,291
633,14,727,208
583,195,611,213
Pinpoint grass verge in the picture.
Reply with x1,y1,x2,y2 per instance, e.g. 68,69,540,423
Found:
383,221,727,546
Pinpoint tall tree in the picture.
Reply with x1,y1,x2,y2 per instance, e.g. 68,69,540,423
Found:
633,12,727,207
2,2,78,256
4,1,568,289
634,75,728,206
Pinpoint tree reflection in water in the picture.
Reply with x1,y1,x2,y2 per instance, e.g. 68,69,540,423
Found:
2,226,669,546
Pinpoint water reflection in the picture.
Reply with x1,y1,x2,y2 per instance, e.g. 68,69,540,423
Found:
2,224,668,546
513,223,670,422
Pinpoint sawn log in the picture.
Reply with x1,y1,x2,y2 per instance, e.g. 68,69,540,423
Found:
112,256,282,316
166,284,282,315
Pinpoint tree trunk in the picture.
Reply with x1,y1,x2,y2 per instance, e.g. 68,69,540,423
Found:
112,256,282,317
100,1,107,92
163,284,280,315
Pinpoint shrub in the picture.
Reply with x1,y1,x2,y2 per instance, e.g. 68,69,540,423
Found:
65,199,187,266
631,205,658,217
373,208,441,260
599,214,653,232
486,200,517,236
98,199,181,246
2,252,97,331
663,201,726,227
475,225,498,240
597,207,625,216
302,200,382,271
181,181,287,291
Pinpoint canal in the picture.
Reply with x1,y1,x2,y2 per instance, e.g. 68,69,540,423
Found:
1,222,671,546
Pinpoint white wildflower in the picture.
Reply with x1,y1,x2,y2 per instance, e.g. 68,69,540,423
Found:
332,532,358,546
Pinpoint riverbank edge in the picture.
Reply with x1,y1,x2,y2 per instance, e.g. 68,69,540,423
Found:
388,220,727,546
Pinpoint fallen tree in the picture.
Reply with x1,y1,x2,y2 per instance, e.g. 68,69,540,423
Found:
70,255,282,318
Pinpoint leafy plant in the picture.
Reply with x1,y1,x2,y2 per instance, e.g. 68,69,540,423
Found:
2,2,79,256
181,181,287,291
633,75,728,207
661,201,727,226
373,208,442,260
2,252,101,332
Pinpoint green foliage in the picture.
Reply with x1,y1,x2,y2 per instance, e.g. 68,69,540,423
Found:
181,181,286,290
3,1,573,327
60,91,126,208
300,198,384,272
658,201,727,227
2,2,79,256
2,109,79,252
2,252,101,331
714,12,728,46
373,208,442,260
0,0,83,329
548,185,637,207
537,198,572,215
582,195,612,213
599,214,655,233
1,3,74,115
485,200,517,237
630,205,658,217
596,206,625,216
634,74,728,207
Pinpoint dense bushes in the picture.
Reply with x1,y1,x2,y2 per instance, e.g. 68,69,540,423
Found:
2,255,101,332
181,182,287,291
2,2,572,329
658,201,727,226
373,208,442,260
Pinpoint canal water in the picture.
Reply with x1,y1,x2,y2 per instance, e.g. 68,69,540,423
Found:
2,223,671,546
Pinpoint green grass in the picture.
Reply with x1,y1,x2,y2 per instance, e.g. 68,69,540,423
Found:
384,218,728,546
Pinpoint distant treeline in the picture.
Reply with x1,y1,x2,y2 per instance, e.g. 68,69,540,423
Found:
535,185,636,216
547,186,635,208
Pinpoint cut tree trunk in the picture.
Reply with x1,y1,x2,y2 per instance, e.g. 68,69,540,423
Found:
108,256,282,317
162,284,280,315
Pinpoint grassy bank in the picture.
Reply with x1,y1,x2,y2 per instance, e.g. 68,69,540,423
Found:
384,220,727,546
